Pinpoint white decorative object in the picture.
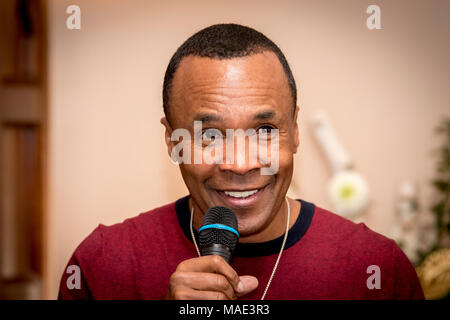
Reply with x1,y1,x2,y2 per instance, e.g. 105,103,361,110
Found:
311,112,370,218
310,113,352,173
328,170,370,219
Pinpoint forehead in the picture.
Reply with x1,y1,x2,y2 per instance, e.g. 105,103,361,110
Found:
169,52,292,126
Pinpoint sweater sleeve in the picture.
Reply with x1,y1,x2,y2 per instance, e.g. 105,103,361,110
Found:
58,253,92,299
58,226,104,300
392,244,425,299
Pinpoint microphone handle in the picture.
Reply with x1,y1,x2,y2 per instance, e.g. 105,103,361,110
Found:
200,243,232,263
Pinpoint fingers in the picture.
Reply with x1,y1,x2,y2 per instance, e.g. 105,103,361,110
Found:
236,275,259,297
176,255,241,292
172,288,230,300
167,255,259,300
171,272,236,300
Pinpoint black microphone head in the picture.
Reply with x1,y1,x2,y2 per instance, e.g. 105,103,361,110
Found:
199,206,239,262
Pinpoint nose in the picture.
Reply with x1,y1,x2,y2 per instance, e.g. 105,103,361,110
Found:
217,136,263,175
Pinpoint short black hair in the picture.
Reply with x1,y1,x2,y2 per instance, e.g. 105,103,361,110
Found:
163,23,297,122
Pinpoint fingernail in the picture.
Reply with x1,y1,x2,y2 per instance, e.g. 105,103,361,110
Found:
237,281,244,292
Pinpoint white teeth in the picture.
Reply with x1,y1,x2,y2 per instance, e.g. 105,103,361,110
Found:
224,189,258,198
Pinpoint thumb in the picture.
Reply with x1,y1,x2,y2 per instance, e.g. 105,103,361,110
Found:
236,275,258,297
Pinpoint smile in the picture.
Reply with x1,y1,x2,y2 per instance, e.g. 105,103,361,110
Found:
215,185,268,208
223,189,259,198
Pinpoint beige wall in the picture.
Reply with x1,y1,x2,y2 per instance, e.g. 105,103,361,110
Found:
45,0,450,298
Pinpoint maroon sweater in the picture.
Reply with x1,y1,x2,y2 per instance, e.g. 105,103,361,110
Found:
58,196,424,299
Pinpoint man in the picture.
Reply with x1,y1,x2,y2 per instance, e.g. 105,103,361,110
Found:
59,24,424,300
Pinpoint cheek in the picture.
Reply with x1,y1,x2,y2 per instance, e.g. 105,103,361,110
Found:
278,146,294,170
180,163,214,188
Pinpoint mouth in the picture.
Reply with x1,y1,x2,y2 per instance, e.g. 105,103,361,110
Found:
215,184,268,208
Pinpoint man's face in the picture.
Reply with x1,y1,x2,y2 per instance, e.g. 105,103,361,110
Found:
162,51,299,238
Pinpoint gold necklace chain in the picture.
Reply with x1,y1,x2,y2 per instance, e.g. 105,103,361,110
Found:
189,197,290,300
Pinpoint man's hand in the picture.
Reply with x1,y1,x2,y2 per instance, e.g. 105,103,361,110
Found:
166,255,259,300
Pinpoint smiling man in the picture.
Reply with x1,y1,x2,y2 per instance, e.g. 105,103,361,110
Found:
59,24,424,300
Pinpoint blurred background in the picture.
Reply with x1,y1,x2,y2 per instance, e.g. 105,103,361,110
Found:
0,0,449,299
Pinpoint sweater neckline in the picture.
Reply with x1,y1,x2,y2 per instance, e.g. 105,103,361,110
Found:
175,195,315,257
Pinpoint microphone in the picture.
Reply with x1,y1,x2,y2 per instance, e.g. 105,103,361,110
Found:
198,206,239,263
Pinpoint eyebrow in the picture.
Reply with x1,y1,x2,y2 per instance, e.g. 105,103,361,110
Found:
193,110,276,123
253,110,276,121
193,113,223,123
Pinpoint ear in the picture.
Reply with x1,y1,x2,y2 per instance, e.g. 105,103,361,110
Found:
160,117,174,158
292,106,300,153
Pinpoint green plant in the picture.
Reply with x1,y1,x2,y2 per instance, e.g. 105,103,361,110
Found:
431,117,450,248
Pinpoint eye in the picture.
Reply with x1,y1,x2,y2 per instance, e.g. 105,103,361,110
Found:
202,128,222,140
257,125,275,135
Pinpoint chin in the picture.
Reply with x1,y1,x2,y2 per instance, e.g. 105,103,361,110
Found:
236,210,271,236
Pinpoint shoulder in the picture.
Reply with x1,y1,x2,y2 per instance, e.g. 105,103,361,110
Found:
309,206,424,298
72,200,178,271
59,200,180,299
308,205,403,276
311,206,397,252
